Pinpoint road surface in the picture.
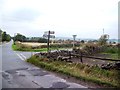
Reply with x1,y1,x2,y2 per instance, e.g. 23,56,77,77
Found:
0,41,87,89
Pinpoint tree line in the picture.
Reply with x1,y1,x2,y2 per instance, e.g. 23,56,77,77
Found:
14,33,47,43
0,29,11,42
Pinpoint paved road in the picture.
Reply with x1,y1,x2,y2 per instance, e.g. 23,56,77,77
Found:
0,41,87,89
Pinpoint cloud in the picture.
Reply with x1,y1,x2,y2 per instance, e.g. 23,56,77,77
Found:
11,8,40,22
1,8,40,22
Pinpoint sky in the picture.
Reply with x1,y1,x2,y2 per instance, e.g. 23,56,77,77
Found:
0,0,119,39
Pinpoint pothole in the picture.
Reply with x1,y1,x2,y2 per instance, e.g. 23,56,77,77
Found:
2,72,10,80
50,82,70,88
27,69,49,76
5,67,28,74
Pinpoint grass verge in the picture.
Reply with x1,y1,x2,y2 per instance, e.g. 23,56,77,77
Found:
12,44,47,52
12,44,72,52
27,55,120,87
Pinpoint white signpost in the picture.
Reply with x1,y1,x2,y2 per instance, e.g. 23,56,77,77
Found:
43,35,55,38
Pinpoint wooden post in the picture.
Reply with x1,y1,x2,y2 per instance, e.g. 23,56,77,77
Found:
80,52,83,63
69,51,71,59
47,31,50,53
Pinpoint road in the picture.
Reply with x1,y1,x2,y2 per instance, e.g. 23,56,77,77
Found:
0,41,87,89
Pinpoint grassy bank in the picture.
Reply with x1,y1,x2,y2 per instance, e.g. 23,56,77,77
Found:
27,55,120,87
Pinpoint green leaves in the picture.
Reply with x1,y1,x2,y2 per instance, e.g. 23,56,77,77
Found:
0,30,11,42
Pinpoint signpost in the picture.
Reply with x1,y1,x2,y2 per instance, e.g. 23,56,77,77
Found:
72,35,77,48
43,30,55,53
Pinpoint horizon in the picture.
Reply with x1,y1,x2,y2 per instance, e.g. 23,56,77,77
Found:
25,36,118,40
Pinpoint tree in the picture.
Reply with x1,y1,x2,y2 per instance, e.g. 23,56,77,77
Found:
0,29,11,42
6,34,11,41
14,33,26,42
38,38,47,43
0,29,2,42
2,31,7,41
98,34,109,45
81,40,85,43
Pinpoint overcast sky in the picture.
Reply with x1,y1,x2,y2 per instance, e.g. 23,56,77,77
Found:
0,0,119,39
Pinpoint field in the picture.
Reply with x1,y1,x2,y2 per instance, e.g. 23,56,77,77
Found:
22,42,47,46
12,42,74,52
21,42,62,46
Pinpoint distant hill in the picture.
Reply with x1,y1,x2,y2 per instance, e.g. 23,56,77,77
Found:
55,37,119,43
55,37,97,41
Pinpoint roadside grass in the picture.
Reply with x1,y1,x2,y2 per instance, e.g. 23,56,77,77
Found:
12,44,72,52
101,46,120,60
104,46,119,54
101,53,119,60
12,44,47,52
27,55,120,87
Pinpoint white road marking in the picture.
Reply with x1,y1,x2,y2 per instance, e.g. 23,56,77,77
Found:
20,53,26,60
16,53,24,61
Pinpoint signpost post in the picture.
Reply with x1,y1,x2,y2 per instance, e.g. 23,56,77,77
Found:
72,35,77,48
43,30,55,53
47,31,50,53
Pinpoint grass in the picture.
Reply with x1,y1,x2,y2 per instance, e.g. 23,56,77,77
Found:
101,46,120,60
12,44,72,52
101,53,119,60
27,55,120,87
12,44,47,52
